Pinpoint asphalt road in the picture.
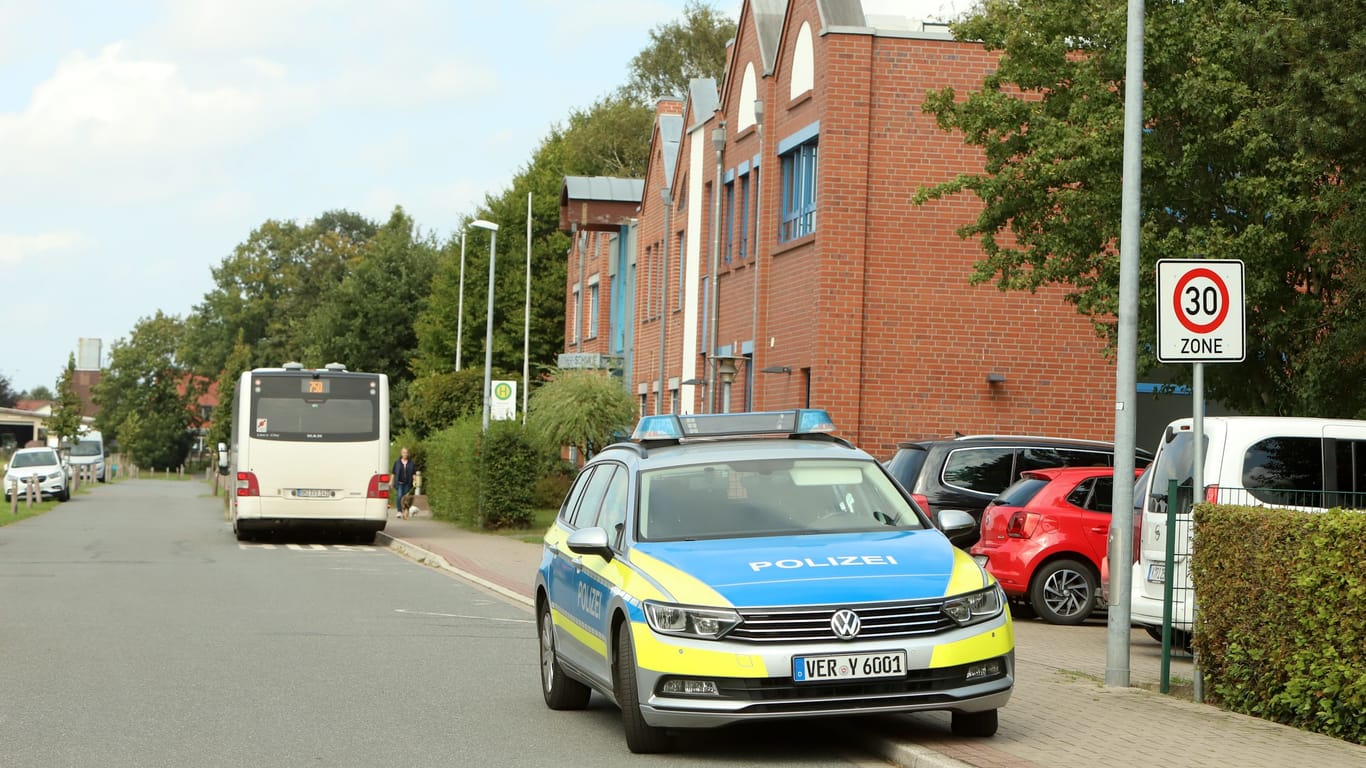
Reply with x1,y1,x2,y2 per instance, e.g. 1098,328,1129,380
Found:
0,480,896,768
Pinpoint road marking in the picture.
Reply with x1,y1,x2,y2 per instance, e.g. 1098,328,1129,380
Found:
394,608,532,625
237,543,382,552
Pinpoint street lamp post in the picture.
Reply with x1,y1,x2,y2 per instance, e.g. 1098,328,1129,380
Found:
470,219,499,431
523,193,532,425
456,230,467,371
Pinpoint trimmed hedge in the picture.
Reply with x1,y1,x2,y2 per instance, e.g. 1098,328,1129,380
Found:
413,416,538,530
421,418,483,527
1193,504,1366,744
477,420,537,530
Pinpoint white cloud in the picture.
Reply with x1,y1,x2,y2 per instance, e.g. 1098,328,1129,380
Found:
0,231,86,266
4,42,265,152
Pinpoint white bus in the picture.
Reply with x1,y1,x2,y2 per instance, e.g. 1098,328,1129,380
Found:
229,362,391,542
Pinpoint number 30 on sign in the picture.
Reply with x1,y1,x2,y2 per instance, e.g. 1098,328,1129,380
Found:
1156,259,1245,363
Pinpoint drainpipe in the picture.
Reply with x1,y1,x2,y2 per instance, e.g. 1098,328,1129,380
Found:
749,100,765,408
707,121,726,413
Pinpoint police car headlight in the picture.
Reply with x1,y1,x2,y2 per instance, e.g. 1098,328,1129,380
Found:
643,601,742,640
942,585,1005,626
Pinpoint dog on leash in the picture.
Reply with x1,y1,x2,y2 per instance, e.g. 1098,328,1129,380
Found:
400,492,416,519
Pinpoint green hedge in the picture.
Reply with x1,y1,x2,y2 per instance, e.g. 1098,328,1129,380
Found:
412,416,539,530
477,420,538,530
421,418,483,527
1193,504,1366,744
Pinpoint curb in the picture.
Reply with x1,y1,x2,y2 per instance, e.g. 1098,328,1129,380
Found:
377,531,533,608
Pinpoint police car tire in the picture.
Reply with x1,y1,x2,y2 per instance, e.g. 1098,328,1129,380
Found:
614,628,672,754
539,603,590,710
951,709,998,737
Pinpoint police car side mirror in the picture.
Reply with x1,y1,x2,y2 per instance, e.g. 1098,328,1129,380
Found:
566,527,613,562
938,508,978,547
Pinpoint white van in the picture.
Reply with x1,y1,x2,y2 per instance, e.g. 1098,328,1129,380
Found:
67,429,106,483
1130,416,1366,640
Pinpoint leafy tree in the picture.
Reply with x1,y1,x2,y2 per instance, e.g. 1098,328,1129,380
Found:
24,385,54,402
917,0,1366,417
400,368,488,438
625,0,734,102
412,137,571,392
0,373,16,408
181,211,375,377
525,370,636,460
47,354,85,448
293,207,438,434
206,332,252,456
93,311,197,467
561,93,654,178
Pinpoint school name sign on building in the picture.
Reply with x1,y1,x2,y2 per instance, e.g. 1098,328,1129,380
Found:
1156,259,1246,363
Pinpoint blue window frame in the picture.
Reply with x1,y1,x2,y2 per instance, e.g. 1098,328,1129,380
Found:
780,139,817,242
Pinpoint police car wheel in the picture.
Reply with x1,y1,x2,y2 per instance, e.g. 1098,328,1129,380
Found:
951,708,998,737
539,602,590,710
614,628,672,753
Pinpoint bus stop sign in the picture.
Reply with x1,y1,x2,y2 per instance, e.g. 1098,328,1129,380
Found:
1156,259,1246,363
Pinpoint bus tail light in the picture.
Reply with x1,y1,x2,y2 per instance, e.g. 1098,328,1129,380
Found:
1204,485,1219,503
236,471,260,497
368,473,391,499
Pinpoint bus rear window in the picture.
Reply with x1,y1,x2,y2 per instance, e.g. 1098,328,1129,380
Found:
250,374,379,441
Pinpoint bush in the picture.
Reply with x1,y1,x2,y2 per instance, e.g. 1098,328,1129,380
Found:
533,471,573,510
1194,505,1366,744
478,420,537,529
422,418,484,526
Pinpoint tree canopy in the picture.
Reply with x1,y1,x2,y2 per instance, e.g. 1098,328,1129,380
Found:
47,354,85,448
0,373,16,408
94,311,198,468
625,0,734,102
918,0,1366,417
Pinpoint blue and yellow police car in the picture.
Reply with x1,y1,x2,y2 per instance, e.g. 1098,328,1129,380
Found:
535,409,1014,753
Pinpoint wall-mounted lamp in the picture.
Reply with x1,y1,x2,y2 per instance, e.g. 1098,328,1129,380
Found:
760,365,791,374
986,372,1007,384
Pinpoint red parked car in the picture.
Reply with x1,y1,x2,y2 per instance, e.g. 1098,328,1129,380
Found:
970,466,1143,625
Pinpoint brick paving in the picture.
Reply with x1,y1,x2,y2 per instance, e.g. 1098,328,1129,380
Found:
380,512,1366,768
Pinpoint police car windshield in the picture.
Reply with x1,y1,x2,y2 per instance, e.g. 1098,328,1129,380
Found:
638,458,927,541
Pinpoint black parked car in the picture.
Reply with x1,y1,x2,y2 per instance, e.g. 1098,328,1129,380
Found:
884,435,1153,545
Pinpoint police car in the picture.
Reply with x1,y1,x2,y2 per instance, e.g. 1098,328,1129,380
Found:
535,410,1014,753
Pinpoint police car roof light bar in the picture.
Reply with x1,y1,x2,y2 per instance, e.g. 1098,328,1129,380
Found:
630,409,836,443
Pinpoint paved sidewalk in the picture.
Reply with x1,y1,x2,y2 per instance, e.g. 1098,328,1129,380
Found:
379,512,1366,768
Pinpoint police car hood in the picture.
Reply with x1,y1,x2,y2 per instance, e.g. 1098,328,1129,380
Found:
630,530,973,607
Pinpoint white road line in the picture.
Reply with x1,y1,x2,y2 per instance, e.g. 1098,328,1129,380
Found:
394,608,531,624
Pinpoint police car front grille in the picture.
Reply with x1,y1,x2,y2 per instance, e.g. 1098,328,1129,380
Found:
729,600,955,642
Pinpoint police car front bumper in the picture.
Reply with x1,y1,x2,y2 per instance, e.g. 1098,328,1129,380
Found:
631,616,1014,729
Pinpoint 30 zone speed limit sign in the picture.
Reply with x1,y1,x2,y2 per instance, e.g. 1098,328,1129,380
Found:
1156,259,1245,363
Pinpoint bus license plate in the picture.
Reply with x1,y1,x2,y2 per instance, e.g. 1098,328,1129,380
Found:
293,489,333,498
792,651,906,682
1148,563,1165,584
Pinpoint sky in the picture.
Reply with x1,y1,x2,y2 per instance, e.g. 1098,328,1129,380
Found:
0,0,970,397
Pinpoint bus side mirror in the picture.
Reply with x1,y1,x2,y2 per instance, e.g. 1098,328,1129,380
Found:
217,442,230,475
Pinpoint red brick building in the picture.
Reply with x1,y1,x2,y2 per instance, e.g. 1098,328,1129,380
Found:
561,1,1140,458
